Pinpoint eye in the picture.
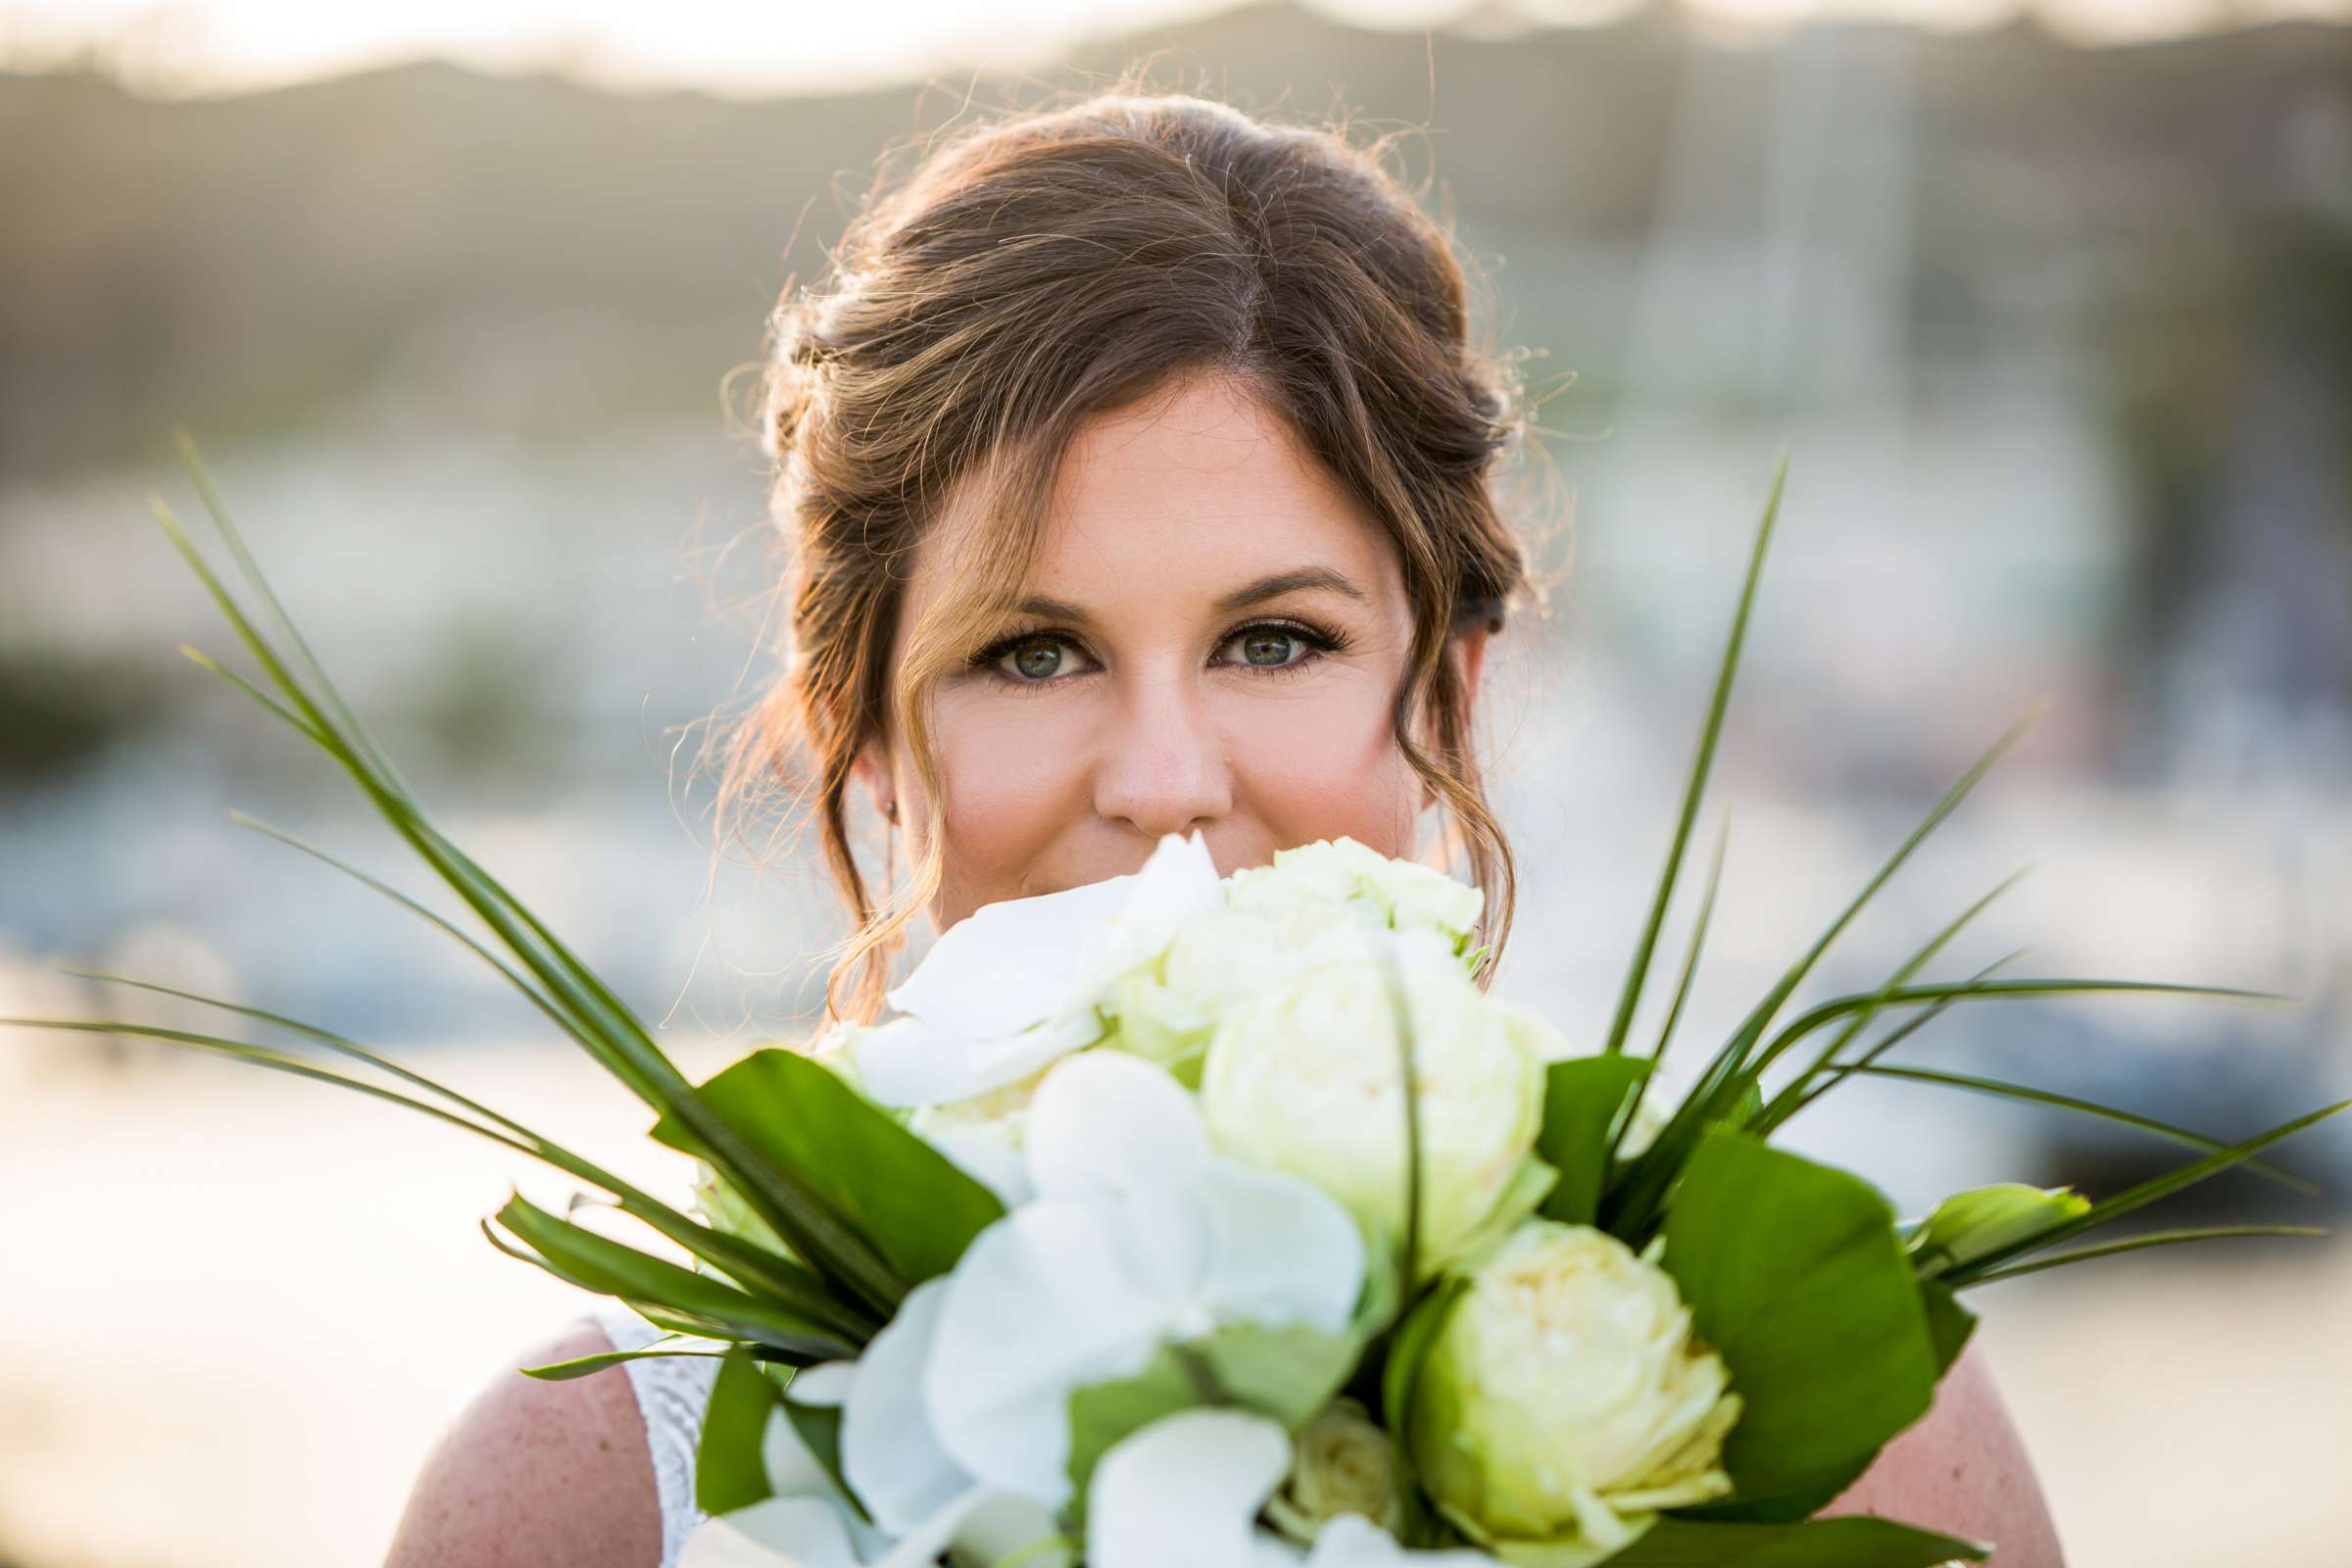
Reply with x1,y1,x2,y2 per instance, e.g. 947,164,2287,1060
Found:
985,632,1097,684
1213,619,1341,672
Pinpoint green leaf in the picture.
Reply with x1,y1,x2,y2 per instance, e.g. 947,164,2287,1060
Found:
1961,1224,2328,1284
1064,1348,1204,1510
1833,1064,2319,1195
1608,712,2047,1239
697,1348,783,1515
1752,869,2030,1131
1536,1055,1652,1226
149,456,907,1317
518,1345,724,1381
1918,1281,1978,1379
1199,1322,1358,1431
1562,1515,1985,1566
486,1192,853,1358
650,1048,1004,1288
1601,461,1784,1059
1905,1184,2090,1279
779,1385,866,1523
1660,1130,1938,1514
1380,1277,1469,1438
19,973,859,1329
1941,1096,2350,1286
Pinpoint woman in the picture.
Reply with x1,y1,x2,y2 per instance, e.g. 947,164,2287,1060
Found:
383,82,2064,1567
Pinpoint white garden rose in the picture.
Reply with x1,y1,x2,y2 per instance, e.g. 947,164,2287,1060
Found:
1225,836,1484,955
1406,1221,1740,1552
1199,923,1544,1277
1267,1397,1404,1543
1102,897,1386,1069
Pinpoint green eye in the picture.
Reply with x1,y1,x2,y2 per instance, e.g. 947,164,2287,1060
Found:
1240,629,1297,666
1007,639,1062,680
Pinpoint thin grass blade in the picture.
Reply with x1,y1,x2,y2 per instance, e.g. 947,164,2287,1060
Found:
1600,460,1785,1056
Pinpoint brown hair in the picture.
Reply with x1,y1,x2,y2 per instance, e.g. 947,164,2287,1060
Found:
710,74,1549,1027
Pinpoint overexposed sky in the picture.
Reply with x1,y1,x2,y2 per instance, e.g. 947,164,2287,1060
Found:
4,0,2348,96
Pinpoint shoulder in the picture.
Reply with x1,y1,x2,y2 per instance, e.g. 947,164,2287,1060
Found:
382,1317,663,1568
1819,1339,2067,1566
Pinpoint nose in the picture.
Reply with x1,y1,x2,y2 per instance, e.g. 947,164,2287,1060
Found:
1092,664,1234,841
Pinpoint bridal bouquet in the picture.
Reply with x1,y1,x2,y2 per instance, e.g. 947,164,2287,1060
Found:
9,440,2340,1568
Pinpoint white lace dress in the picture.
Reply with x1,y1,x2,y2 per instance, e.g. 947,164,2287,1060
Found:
584,1303,724,1568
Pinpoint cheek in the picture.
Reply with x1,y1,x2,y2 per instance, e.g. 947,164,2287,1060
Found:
1223,681,1421,854
918,698,1095,904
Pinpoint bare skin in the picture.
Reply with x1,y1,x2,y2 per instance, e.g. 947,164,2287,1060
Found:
384,371,2065,1565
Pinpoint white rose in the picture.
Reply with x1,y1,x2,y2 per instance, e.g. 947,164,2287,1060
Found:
1102,899,1382,1069
1267,1397,1404,1543
1225,836,1484,954
1407,1221,1740,1551
1199,924,1544,1277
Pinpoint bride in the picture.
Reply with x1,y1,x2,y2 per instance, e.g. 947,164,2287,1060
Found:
382,81,2064,1568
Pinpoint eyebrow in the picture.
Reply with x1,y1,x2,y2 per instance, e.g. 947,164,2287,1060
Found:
1013,566,1370,623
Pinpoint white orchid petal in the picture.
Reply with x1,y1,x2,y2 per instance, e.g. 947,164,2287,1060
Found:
917,1123,1036,1207
786,1362,854,1408
1025,1051,1210,1203
841,1278,971,1538
1087,1409,1292,1568
854,1010,1101,1108
869,1485,1000,1568
926,1202,1172,1504
678,1496,863,1568
1196,1161,1366,1336
947,1494,1073,1568
760,1406,837,1503
1054,830,1224,1023
887,874,1140,1037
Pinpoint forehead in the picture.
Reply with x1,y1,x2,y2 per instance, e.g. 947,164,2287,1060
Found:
910,370,1406,617
1030,371,1400,595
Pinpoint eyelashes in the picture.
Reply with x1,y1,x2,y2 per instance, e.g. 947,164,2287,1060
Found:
965,616,1352,691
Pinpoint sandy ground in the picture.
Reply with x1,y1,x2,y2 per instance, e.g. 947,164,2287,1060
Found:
0,1036,2344,1568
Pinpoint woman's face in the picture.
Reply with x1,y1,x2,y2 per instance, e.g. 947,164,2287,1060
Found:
859,369,1488,932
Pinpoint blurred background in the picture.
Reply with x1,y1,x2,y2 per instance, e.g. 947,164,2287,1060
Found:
2,0,2348,1563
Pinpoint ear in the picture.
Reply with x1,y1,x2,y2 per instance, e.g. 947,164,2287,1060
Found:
852,735,895,821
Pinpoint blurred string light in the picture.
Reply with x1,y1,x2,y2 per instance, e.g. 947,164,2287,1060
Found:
3,0,2350,99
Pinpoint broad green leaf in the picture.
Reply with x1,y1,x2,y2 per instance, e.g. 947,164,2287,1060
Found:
1918,1281,1978,1379
651,1048,1004,1288
1537,1055,1652,1226
1063,1348,1203,1511
1905,1185,2089,1279
1199,1322,1357,1431
696,1348,782,1515
1554,1514,1985,1566
1660,1130,1938,1511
